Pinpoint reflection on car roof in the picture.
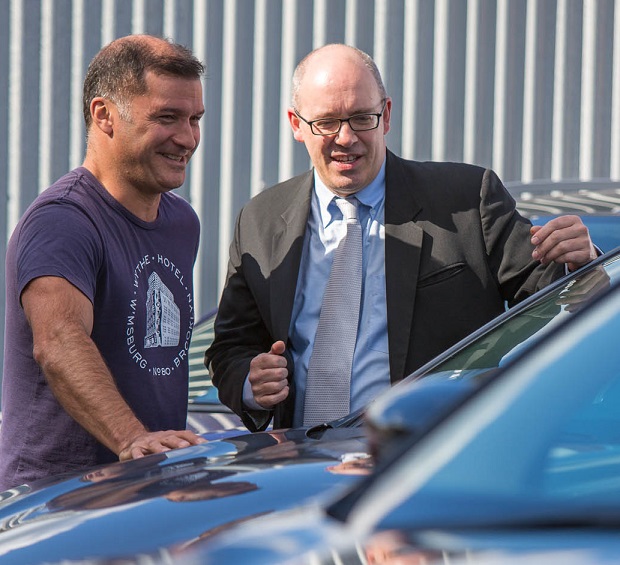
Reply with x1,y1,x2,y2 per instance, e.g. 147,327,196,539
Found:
508,179,620,217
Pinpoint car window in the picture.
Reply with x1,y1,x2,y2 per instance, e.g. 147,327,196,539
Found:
418,256,620,383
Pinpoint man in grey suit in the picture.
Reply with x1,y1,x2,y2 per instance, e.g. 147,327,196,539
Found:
205,44,597,432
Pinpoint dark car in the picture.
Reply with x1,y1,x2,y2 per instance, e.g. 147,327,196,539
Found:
178,248,620,564
0,422,371,564
510,178,620,252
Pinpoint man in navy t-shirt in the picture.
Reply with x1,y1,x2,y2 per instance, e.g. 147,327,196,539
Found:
0,35,207,490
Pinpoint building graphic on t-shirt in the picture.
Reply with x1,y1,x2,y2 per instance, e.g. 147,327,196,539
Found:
144,272,180,348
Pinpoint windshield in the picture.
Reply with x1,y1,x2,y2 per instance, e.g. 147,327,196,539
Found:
349,252,620,531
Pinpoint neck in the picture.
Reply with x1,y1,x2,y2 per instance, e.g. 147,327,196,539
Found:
82,159,161,223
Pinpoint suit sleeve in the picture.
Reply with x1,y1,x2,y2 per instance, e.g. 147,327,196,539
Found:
480,169,565,306
204,208,277,432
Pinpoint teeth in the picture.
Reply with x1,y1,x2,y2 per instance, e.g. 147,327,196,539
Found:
334,156,356,163
164,154,183,162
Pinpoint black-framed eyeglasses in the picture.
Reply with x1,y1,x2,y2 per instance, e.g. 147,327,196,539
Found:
294,99,387,136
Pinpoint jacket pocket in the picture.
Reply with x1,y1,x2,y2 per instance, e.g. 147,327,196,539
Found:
418,263,466,288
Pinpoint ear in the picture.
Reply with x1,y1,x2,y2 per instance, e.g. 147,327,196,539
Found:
90,98,115,135
287,107,305,143
382,98,392,135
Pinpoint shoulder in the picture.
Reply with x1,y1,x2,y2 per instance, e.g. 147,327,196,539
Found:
386,152,504,200
18,169,104,233
161,191,199,219
387,151,488,183
242,170,314,214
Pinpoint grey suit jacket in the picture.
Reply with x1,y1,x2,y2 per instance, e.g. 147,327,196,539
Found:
205,151,564,430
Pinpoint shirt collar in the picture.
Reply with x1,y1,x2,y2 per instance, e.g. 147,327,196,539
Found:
313,158,386,226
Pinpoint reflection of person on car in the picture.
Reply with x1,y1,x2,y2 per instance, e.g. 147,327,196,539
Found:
326,453,373,475
47,460,258,510
165,480,258,502
556,265,611,312
364,529,444,565
223,429,371,473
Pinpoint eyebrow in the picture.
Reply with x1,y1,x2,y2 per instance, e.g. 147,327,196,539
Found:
153,106,205,118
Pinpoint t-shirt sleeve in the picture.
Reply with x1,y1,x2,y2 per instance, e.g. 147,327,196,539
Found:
16,202,102,304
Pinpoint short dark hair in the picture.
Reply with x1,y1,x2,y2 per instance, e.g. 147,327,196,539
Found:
82,34,204,130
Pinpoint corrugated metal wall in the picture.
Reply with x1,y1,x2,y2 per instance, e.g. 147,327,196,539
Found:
2,0,620,378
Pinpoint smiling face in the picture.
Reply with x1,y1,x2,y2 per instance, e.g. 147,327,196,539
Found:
288,46,391,196
111,70,204,197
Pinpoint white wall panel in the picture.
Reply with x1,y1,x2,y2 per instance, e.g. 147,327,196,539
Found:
612,0,620,179
2,0,620,378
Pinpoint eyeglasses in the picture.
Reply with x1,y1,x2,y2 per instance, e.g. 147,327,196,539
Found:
294,99,387,136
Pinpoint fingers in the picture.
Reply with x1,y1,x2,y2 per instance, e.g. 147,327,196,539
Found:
118,430,207,461
269,340,286,355
249,341,289,409
530,215,597,270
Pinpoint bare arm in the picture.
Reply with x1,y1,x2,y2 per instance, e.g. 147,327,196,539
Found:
22,276,204,461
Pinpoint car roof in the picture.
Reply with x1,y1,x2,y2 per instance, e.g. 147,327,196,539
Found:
508,179,620,217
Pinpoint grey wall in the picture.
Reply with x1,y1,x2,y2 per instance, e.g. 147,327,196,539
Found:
2,0,620,380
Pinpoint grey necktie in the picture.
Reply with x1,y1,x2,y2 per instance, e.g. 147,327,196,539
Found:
303,197,363,426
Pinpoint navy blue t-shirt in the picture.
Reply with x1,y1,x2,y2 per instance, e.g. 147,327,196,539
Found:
0,167,200,489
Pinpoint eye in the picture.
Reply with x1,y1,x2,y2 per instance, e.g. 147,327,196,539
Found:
158,114,176,123
313,119,340,133
350,114,375,127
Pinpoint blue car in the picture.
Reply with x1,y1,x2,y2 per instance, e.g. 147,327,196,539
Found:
180,248,620,564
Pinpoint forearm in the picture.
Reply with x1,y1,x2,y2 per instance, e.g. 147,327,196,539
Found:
34,324,147,456
207,343,258,414
480,169,565,304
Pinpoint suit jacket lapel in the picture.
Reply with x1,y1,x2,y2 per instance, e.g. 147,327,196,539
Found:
384,151,424,380
266,158,423,381
269,172,314,341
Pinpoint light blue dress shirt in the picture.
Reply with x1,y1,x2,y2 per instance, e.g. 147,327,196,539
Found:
243,161,391,425
289,162,390,426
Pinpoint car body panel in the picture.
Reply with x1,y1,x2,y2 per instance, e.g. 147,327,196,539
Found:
0,427,369,564
179,507,620,565
180,249,620,564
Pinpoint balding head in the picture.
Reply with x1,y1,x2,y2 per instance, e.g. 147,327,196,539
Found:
287,43,391,196
82,34,204,131
291,44,387,110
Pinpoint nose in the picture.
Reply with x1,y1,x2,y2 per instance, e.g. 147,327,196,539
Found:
174,119,200,151
335,120,357,146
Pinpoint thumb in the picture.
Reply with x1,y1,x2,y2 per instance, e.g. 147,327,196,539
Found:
269,340,286,356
